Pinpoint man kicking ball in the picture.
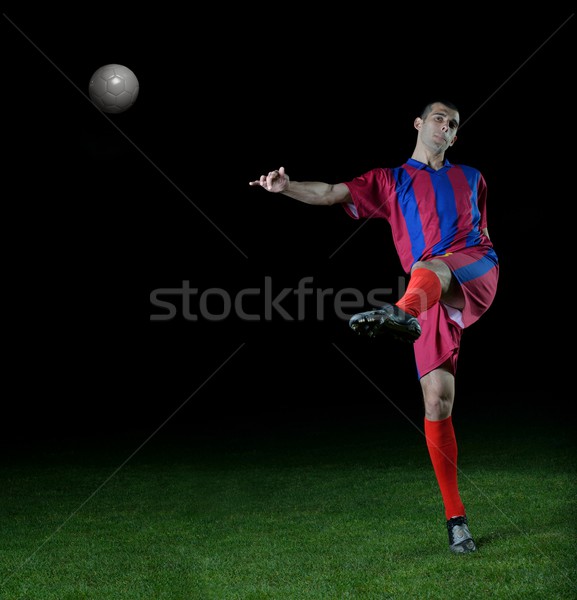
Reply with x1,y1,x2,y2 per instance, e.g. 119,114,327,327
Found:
249,100,499,554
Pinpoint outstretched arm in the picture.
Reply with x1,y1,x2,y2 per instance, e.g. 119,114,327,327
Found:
249,167,351,206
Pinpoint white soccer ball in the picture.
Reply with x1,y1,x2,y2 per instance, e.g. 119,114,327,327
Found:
88,64,139,114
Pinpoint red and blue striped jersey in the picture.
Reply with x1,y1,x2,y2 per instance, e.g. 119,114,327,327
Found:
342,158,497,273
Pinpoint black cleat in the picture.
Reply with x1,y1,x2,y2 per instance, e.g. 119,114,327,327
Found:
348,303,421,342
447,516,477,554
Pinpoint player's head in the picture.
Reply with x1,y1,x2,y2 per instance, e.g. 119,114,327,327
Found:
420,100,460,122
415,100,460,151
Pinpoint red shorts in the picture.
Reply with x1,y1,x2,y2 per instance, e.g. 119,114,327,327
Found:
413,248,499,379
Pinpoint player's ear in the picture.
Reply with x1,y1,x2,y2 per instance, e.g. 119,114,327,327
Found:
414,117,423,131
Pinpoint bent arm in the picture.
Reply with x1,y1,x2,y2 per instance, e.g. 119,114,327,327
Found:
249,166,351,206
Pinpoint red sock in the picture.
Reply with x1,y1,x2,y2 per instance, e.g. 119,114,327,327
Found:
424,416,465,520
396,268,441,317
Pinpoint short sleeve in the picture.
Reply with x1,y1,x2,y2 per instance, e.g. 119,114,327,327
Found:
341,168,394,221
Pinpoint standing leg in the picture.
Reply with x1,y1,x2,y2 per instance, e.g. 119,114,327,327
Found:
421,365,476,553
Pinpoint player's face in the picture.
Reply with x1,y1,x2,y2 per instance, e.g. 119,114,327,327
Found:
416,103,459,152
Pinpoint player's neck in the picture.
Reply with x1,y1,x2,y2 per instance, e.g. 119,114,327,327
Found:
411,148,446,171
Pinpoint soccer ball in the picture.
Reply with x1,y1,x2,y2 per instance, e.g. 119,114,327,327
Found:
88,64,139,114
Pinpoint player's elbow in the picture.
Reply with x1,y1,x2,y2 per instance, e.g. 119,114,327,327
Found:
323,183,351,206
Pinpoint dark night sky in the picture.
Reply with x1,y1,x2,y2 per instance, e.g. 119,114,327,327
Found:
4,9,574,443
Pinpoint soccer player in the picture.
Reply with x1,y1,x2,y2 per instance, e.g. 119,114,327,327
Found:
249,100,499,554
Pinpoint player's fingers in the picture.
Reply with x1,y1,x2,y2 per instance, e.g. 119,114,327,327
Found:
249,171,282,190
249,176,267,187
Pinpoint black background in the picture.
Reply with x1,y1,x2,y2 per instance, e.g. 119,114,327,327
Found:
4,9,574,444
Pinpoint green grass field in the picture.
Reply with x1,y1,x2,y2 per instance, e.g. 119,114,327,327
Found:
1,416,575,599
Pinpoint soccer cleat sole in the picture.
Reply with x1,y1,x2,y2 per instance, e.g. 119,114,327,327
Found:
349,306,421,343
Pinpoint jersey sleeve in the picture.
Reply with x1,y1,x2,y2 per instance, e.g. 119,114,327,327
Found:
341,168,393,220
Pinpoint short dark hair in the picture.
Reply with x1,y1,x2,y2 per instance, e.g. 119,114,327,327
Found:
420,100,460,120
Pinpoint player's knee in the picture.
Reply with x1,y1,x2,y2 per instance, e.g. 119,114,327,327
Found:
420,366,455,418
411,260,430,273
412,260,452,294
423,394,454,420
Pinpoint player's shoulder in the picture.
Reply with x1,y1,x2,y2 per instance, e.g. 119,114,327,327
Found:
349,163,413,184
351,165,399,180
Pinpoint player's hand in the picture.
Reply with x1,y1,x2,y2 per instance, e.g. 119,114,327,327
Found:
249,167,289,193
